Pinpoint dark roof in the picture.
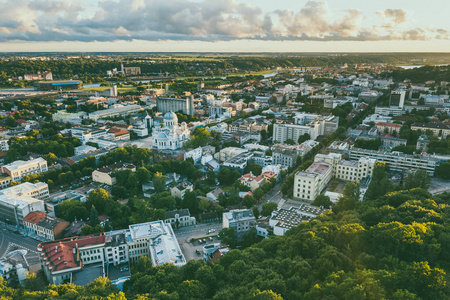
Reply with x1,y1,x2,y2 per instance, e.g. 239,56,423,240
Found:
166,209,190,219
412,123,450,130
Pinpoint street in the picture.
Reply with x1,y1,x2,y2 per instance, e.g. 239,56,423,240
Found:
0,224,41,270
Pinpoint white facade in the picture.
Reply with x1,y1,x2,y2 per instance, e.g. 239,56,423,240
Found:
0,138,9,152
88,105,142,121
335,157,376,182
2,182,49,200
294,162,332,201
152,112,190,150
184,147,202,164
2,158,48,181
223,209,256,240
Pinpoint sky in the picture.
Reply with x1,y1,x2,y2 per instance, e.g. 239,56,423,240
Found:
0,0,449,52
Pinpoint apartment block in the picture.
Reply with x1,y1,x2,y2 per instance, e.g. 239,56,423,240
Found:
2,157,48,181
223,209,256,240
350,148,437,175
411,123,450,138
335,157,376,182
23,211,69,240
2,182,49,200
294,162,333,201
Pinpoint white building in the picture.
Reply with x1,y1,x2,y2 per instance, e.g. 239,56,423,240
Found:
184,147,203,164
165,209,196,228
0,193,45,226
152,112,190,150
223,209,256,240
294,162,333,201
2,157,48,181
0,138,9,152
269,205,327,236
37,220,186,285
74,145,97,156
2,182,49,200
335,157,376,182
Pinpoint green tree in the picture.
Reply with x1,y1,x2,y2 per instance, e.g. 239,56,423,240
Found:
298,133,311,144
404,169,431,190
153,172,167,193
90,206,100,227
311,194,333,208
219,227,238,248
435,161,450,180
261,202,278,217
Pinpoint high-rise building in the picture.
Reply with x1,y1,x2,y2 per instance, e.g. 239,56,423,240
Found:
390,90,406,108
157,96,195,115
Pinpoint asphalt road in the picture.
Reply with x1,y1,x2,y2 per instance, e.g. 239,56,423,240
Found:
0,223,41,266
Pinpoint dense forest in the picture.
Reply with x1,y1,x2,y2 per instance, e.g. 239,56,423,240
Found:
384,65,450,84
1,187,449,299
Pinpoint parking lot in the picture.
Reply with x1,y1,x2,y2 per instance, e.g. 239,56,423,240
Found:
73,181,112,198
181,235,221,261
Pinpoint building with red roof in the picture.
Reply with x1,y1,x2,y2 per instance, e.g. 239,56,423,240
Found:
239,172,266,191
23,211,69,240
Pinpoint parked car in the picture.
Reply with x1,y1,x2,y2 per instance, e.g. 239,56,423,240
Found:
195,249,201,255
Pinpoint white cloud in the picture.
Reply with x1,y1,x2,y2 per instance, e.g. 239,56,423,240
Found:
0,0,447,42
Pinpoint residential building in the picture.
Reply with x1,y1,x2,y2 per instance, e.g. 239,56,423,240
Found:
37,220,185,285
0,193,45,226
214,147,248,162
223,209,256,240
411,123,450,138
74,145,97,156
170,182,193,199
88,105,142,121
2,182,49,200
272,141,319,168
92,163,136,185
374,106,404,116
222,151,254,171
46,190,87,217
157,96,194,115
165,209,196,228
375,122,402,135
2,157,48,181
293,162,333,201
23,211,69,240
358,90,380,102
239,172,266,191
335,157,376,182
381,136,407,148
416,136,430,151
184,147,203,164
0,250,29,286
0,138,9,152
206,187,224,201
350,148,438,175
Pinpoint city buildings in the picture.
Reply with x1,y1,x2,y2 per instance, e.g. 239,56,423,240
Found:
269,205,328,236
293,162,333,201
2,157,48,181
273,115,338,143
390,90,406,108
88,105,142,121
335,157,376,182
0,193,45,226
92,163,136,185
23,211,69,240
411,123,450,138
1,182,49,200
271,140,319,168
223,209,256,240
239,172,266,191
157,96,195,115
164,209,196,228
350,148,438,175
34,80,82,91
375,122,402,135
37,220,186,285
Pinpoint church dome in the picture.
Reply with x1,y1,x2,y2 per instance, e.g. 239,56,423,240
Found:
157,132,168,139
164,111,178,122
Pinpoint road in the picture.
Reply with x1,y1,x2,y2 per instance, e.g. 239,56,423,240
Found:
258,181,284,210
429,178,450,195
0,223,41,267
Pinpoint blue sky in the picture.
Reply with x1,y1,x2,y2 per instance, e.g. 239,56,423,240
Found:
0,0,448,52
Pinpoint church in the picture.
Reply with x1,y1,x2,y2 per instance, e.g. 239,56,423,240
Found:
152,111,190,150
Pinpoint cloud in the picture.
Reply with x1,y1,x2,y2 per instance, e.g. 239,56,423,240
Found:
0,0,447,43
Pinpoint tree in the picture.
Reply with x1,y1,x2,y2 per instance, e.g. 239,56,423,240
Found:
136,167,151,185
244,162,262,176
206,170,216,185
252,206,260,219
243,195,256,208
88,188,110,214
261,202,278,217
285,139,296,145
365,163,392,201
43,152,57,165
298,133,311,144
219,227,238,248
435,161,450,180
153,172,167,193
111,186,128,199
404,169,431,190
311,194,333,208
90,206,100,227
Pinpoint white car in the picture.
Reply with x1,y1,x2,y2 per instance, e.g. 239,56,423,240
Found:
208,229,216,234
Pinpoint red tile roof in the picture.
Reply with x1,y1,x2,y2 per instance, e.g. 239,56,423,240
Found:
23,211,47,224
375,122,401,127
37,234,105,273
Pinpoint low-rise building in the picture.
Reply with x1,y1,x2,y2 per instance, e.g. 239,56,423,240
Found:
2,157,48,181
269,205,327,236
37,220,185,285
411,123,450,138
239,172,266,191
170,182,193,199
0,174,12,189
164,209,196,228
88,105,142,121
335,157,376,182
92,163,136,185
2,182,49,200
375,122,402,135
23,211,69,240
0,250,29,286
223,209,256,240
